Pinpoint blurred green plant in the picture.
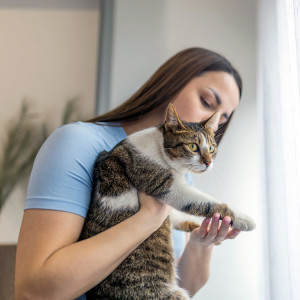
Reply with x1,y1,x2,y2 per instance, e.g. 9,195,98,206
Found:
61,96,82,126
0,97,83,211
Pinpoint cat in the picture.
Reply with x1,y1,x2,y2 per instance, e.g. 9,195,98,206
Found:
79,103,255,300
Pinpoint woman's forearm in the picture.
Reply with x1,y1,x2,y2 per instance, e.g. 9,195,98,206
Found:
16,209,161,300
177,241,214,297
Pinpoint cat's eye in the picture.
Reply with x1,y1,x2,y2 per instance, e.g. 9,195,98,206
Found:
209,145,215,153
188,143,199,152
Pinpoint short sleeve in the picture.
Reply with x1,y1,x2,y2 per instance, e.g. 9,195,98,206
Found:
25,123,102,218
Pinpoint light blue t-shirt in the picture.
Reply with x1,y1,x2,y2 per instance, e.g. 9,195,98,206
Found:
25,122,192,300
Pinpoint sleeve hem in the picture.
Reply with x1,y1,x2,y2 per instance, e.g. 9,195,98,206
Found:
25,197,88,218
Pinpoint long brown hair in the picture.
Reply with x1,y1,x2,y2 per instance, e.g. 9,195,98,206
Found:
87,47,242,144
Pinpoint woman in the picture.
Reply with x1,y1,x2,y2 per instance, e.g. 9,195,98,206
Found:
15,47,242,299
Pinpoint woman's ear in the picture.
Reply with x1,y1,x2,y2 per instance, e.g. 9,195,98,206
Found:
204,111,221,133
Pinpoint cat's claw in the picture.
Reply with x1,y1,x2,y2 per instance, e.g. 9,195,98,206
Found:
232,214,256,231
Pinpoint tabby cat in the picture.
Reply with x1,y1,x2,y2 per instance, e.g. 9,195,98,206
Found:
80,103,255,300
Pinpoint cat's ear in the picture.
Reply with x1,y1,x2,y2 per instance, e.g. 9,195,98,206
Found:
165,103,187,132
204,111,221,133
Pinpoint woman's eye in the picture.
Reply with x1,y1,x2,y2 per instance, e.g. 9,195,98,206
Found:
200,96,211,109
209,145,215,153
188,143,199,152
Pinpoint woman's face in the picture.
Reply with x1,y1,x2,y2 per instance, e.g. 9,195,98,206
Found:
170,71,240,125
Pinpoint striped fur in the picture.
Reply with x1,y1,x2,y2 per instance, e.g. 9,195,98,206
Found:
80,104,255,299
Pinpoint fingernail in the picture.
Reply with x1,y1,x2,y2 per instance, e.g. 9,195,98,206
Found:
213,213,220,221
205,218,211,224
224,217,231,224
234,229,241,235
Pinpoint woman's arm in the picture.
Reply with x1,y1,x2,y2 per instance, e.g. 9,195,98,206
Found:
15,193,170,300
177,213,241,297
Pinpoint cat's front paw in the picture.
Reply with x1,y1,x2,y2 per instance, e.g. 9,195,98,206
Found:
232,214,256,231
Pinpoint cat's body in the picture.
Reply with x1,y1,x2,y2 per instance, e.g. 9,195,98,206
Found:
80,104,255,300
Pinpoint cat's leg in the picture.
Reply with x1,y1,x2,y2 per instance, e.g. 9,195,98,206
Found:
169,209,203,232
166,290,190,300
164,282,190,300
160,180,255,231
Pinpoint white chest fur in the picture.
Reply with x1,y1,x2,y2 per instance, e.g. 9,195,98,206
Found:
101,188,139,212
127,127,168,167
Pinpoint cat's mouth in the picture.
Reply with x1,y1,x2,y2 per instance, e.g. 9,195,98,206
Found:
192,169,207,174
192,170,206,174
190,165,208,173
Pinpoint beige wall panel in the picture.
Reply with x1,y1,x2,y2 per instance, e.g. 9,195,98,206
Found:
0,2,100,242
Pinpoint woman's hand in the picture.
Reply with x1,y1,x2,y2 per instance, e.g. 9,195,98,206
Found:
178,213,241,296
189,213,241,247
138,192,172,228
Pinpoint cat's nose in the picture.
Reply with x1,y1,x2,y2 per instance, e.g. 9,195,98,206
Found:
204,160,211,167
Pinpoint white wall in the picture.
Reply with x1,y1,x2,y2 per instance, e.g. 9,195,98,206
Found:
110,0,168,109
111,0,266,299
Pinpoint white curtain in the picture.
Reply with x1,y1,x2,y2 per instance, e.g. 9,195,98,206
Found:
258,0,300,299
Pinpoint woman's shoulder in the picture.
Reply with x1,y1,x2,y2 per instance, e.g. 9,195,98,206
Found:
51,121,121,141
33,122,128,179
47,121,127,153
32,121,128,182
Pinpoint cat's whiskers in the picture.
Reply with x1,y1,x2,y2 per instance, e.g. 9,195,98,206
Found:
206,165,219,184
212,158,226,171
179,161,207,173
208,160,228,184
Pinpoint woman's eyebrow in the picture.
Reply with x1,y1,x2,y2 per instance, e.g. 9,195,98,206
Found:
207,87,229,120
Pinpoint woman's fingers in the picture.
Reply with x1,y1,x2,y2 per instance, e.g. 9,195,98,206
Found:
204,214,240,244
213,216,232,244
190,213,241,246
204,213,220,242
198,217,211,239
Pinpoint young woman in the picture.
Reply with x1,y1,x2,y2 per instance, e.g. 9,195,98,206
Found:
15,47,242,300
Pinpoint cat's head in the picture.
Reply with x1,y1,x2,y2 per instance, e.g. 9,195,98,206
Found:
162,103,221,173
